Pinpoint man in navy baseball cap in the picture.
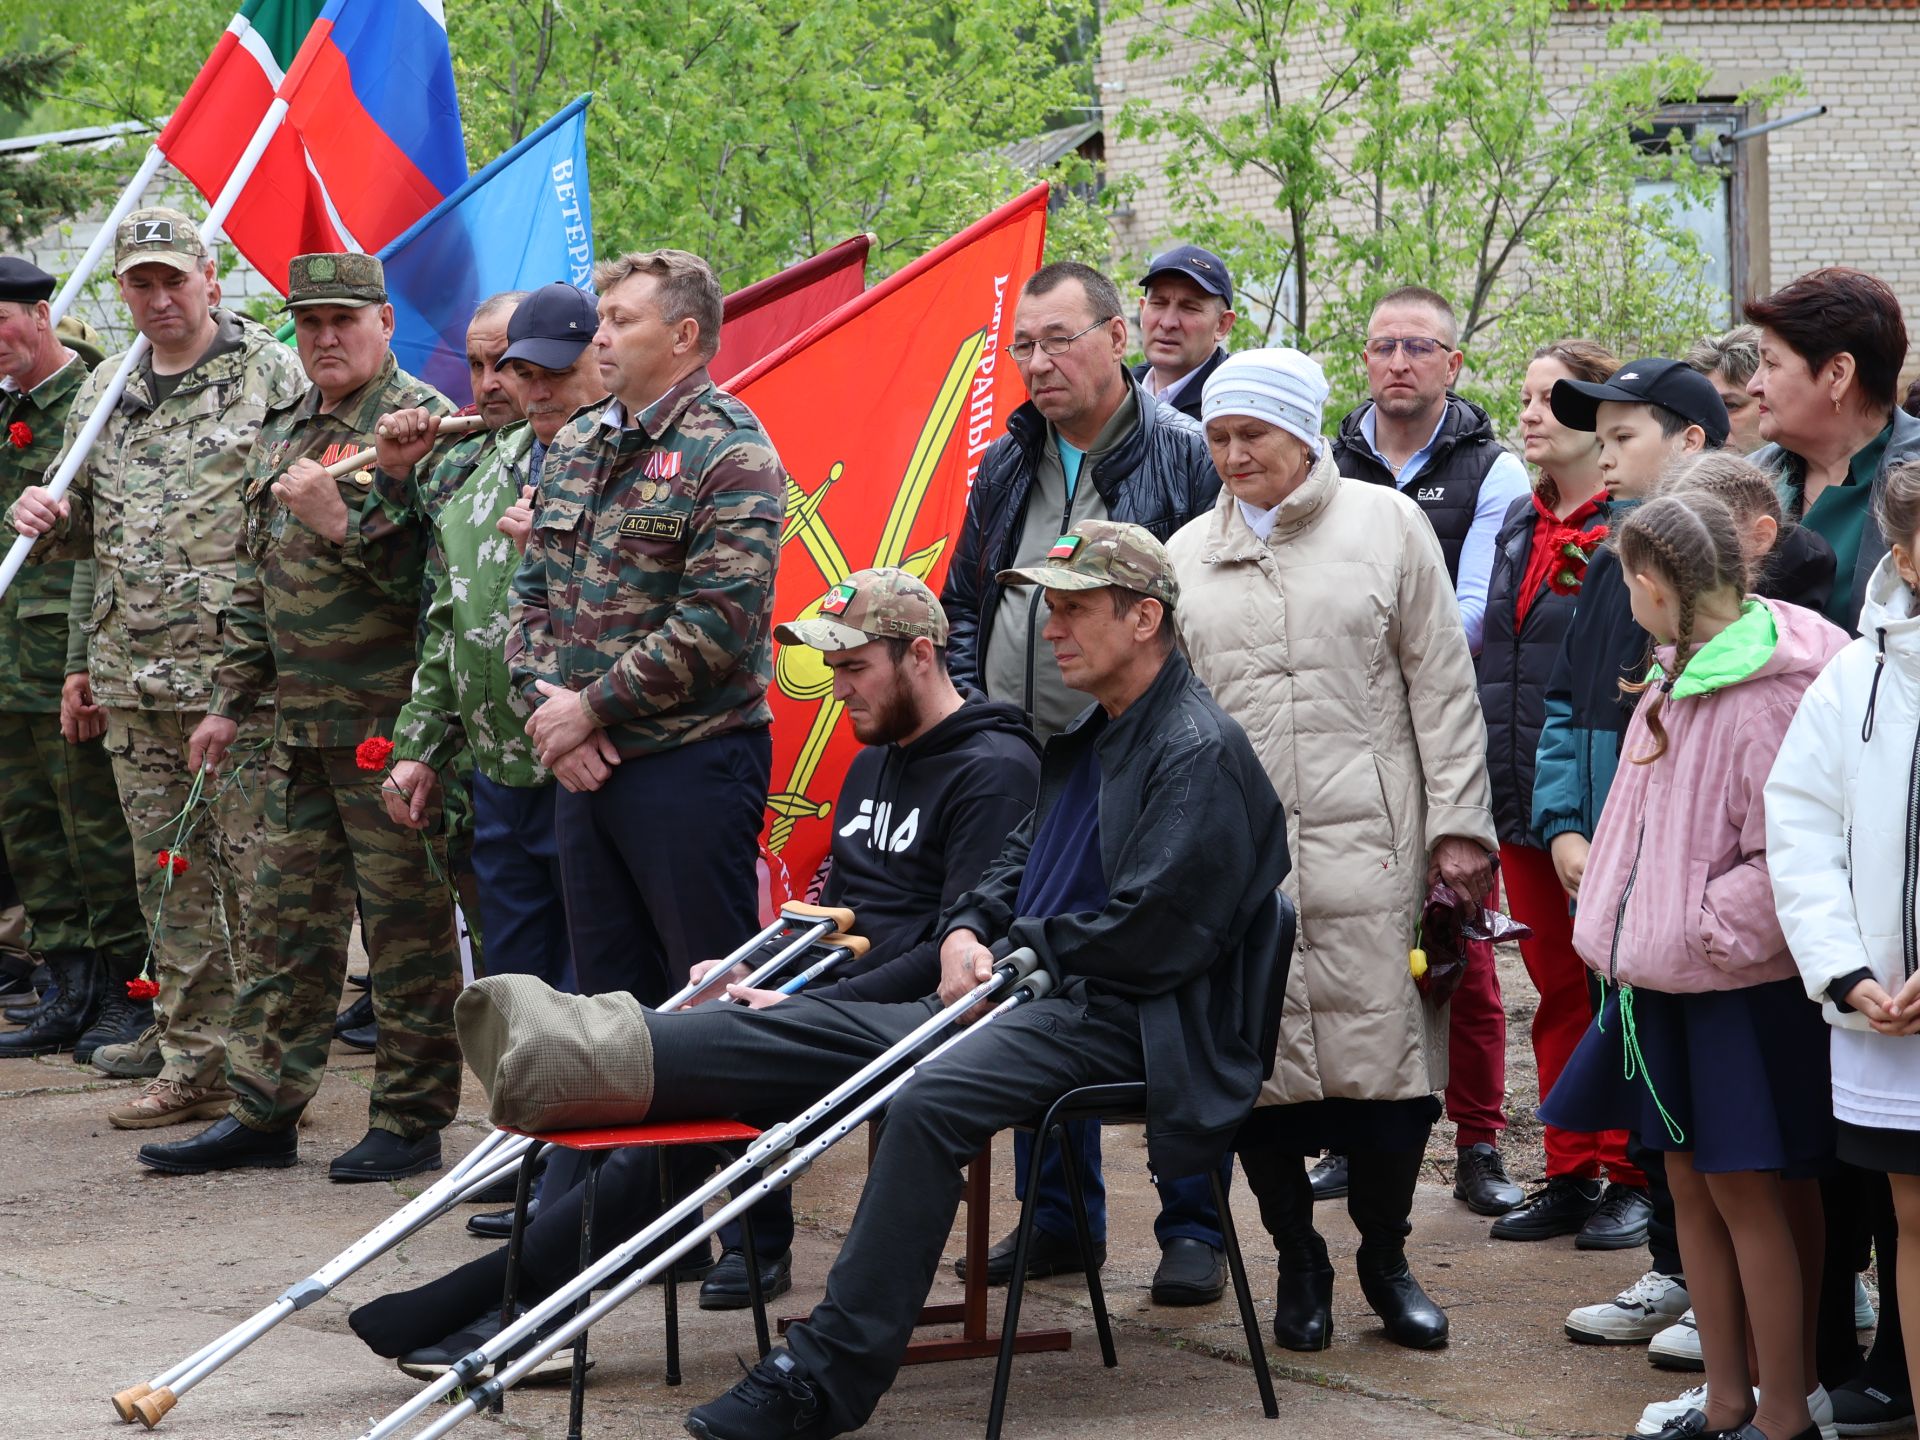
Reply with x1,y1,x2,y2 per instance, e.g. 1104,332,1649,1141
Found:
500,281,599,372
1135,243,1236,422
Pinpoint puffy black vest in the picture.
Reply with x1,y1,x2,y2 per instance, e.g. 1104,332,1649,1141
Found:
1330,394,1507,583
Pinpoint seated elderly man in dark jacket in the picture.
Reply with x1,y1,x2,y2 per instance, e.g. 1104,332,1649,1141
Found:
940,258,1231,1306
435,520,1286,1440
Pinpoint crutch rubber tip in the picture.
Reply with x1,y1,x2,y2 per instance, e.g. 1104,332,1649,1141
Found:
132,1389,176,1430
111,1384,152,1422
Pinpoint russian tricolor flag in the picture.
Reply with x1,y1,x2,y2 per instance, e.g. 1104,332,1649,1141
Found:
159,0,466,292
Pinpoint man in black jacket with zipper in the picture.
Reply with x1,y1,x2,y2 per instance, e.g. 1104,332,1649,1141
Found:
939,260,1229,1304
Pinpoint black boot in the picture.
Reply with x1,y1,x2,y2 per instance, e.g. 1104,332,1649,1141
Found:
1240,1142,1336,1351
0,951,100,1058
1348,1145,1449,1349
74,992,152,1067
4,962,57,1025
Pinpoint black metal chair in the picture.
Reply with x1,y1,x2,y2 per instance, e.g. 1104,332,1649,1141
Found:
985,890,1295,1438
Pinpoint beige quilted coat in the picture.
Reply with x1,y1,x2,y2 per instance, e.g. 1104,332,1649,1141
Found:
1166,450,1496,1105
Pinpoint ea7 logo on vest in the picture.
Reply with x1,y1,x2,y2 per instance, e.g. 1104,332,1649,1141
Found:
837,798,920,853
1416,486,1446,503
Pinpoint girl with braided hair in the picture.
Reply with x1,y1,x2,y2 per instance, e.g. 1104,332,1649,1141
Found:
1662,451,1837,617
1540,489,1849,1440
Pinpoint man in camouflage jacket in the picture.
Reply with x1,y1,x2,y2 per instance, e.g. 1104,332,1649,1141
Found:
383,283,607,995
137,252,461,1183
507,249,784,1004
12,214,308,1127
0,257,147,1067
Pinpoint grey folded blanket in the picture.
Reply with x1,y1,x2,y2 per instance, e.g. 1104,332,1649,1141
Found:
454,975,657,1131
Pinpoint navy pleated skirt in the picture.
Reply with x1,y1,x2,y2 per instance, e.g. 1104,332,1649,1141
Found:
1539,977,1834,1178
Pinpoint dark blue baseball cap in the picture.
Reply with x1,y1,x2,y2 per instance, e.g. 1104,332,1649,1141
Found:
500,282,599,371
1550,358,1731,450
1139,244,1233,307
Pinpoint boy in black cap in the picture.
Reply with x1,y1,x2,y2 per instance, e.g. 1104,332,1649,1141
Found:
1133,243,1235,422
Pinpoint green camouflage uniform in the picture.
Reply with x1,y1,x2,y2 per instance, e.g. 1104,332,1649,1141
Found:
506,368,786,753
34,310,306,1087
0,350,147,985
209,328,461,1139
396,423,546,785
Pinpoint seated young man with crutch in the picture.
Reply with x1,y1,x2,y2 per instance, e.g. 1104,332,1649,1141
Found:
351,568,1044,1365
381,520,1289,1440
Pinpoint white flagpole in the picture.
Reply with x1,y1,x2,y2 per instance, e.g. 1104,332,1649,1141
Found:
46,144,168,328
0,98,291,604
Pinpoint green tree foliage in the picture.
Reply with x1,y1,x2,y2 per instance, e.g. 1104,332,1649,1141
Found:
5,0,1115,291
0,44,121,244
1112,0,1783,428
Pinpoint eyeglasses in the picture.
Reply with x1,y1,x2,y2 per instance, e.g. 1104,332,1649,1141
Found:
1006,319,1107,364
1365,336,1449,360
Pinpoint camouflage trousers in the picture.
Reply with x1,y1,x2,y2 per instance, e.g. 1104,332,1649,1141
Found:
0,709,145,970
103,706,272,1089
226,743,461,1137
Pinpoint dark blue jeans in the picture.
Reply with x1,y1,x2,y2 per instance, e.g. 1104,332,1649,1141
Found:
1013,1122,1232,1247
471,772,573,992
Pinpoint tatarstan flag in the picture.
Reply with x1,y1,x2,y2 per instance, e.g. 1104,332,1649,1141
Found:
157,0,466,292
729,185,1050,903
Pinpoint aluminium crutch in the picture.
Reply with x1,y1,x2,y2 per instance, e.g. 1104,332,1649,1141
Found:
407,966,1060,1440
111,1127,537,1428
657,901,857,1010
357,949,1048,1440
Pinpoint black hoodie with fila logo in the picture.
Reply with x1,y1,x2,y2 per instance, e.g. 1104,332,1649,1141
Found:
812,692,1041,1003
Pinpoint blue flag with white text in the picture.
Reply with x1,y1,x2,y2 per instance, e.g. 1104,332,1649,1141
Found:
379,94,594,403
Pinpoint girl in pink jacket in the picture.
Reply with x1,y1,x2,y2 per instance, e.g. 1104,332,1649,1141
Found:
1540,490,1848,1440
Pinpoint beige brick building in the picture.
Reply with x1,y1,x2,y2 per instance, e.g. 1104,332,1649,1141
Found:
1100,0,1920,334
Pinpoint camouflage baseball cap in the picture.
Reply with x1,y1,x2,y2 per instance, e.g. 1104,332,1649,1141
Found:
997,519,1179,608
774,567,950,652
113,208,207,276
285,252,388,309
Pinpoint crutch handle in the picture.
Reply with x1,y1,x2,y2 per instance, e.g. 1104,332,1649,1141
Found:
1018,968,1058,1000
781,901,856,932
820,932,868,957
997,947,1043,982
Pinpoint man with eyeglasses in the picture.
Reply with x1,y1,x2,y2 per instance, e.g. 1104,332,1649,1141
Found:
1132,243,1236,422
940,260,1229,1310
1322,286,1530,1222
1329,286,1529,655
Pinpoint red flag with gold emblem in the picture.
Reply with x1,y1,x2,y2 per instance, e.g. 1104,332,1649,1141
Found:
730,185,1050,904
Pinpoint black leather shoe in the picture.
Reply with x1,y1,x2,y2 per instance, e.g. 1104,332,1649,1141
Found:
395,1308,584,1384
466,1206,531,1239
137,1114,296,1175
1357,1255,1449,1349
330,1128,441,1182
1308,1153,1348,1202
337,1021,378,1053
1151,1237,1225,1306
955,1226,1106,1287
334,991,374,1037
1272,1264,1334,1350
1576,1183,1654,1251
1453,1144,1524,1215
1488,1175,1602,1241
685,1348,829,1440
699,1247,794,1311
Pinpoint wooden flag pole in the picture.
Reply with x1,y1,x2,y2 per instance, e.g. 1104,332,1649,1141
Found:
324,413,487,478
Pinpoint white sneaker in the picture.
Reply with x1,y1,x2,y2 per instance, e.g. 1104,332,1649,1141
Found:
1567,1271,1691,1344
1648,1309,1704,1371
1856,1275,1879,1332
1636,1382,1708,1435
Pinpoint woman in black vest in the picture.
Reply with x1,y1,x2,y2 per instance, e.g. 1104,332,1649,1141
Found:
1475,341,1657,1252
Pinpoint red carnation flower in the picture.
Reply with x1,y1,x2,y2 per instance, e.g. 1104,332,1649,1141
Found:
7,421,31,448
126,978,160,1001
154,849,189,876
355,735,396,771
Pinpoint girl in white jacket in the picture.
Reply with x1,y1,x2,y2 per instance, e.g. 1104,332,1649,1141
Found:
1767,459,1920,1419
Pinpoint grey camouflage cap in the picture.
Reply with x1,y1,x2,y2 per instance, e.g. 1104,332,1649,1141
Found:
775,567,950,652
997,519,1179,608
285,252,388,309
114,208,207,276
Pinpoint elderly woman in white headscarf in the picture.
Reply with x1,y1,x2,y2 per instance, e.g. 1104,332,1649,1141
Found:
1165,349,1497,1354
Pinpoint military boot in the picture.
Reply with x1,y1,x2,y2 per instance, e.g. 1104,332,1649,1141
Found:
0,951,101,1058
75,993,154,1067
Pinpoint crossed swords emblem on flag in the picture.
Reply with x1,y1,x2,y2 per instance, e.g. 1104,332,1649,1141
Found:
763,327,990,854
